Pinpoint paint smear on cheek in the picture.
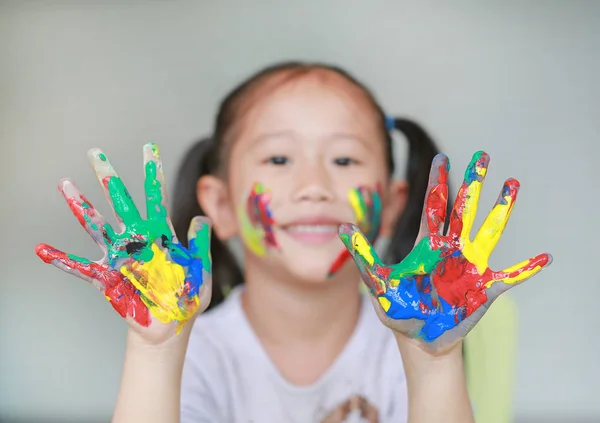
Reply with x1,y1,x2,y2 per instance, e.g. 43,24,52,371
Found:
328,185,382,277
238,182,277,257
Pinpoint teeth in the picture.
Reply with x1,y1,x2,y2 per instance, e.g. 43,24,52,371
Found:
286,225,338,233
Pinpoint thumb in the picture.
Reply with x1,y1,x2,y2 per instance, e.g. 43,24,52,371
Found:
338,223,387,295
188,216,212,265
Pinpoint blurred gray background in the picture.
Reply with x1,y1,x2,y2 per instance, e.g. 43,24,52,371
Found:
0,1,598,422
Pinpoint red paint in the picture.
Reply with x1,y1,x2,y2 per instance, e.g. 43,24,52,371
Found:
327,250,351,277
432,252,490,317
248,188,277,248
426,163,449,235
35,244,151,327
491,254,550,281
67,195,92,228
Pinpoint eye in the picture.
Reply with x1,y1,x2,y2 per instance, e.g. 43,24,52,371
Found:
267,156,289,165
333,157,357,166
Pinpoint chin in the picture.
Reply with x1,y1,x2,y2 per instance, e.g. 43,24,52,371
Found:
277,245,351,285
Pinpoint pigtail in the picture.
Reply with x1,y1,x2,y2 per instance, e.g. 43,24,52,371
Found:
171,137,243,310
385,118,451,263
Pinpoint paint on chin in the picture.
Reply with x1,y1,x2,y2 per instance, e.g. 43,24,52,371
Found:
327,185,382,277
238,182,278,257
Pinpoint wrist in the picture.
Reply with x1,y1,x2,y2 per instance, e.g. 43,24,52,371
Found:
394,332,465,388
126,326,192,362
394,333,473,423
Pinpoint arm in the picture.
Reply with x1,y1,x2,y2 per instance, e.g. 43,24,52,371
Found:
339,151,551,423
112,327,192,423
34,144,214,423
396,335,474,423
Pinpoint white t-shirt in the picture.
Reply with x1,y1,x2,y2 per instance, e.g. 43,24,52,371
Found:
181,286,408,423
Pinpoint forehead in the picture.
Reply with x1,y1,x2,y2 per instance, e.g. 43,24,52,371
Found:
236,70,382,139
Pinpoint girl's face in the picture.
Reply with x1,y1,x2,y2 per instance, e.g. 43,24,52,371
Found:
201,71,404,283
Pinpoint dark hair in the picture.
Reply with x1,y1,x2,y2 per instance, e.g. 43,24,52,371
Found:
171,61,444,309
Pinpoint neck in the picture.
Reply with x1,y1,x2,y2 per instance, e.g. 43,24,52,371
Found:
242,258,362,347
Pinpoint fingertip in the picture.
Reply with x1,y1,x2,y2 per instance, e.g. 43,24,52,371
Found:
188,216,212,241
87,148,105,161
542,253,553,268
338,222,358,236
504,177,521,189
474,150,490,162
35,243,55,263
34,243,45,256
431,153,449,169
190,215,212,229
143,142,161,160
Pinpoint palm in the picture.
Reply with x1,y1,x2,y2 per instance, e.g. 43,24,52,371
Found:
36,143,212,343
339,151,551,351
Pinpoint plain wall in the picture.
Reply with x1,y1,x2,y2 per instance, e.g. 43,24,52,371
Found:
1,1,598,422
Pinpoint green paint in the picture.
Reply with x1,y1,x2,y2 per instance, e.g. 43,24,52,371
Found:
464,150,486,183
144,160,168,221
194,225,211,272
99,153,107,161
388,238,441,279
103,169,172,264
67,253,93,265
340,228,441,286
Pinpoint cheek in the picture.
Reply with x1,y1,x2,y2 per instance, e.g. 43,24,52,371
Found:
235,181,279,257
348,184,383,241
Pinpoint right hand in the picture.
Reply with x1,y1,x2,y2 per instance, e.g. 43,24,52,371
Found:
35,143,212,344
339,151,551,353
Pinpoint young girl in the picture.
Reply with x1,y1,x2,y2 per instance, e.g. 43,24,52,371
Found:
35,61,551,423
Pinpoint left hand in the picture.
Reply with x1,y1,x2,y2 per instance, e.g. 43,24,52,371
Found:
339,151,552,352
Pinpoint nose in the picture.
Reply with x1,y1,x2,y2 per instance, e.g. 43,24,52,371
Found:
292,161,334,203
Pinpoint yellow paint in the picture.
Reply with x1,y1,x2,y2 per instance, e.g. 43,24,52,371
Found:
149,142,160,160
348,189,365,223
460,167,523,276
459,178,484,242
485,259,544,288
473,191,515,262
237,206,266,256
378,296,391,312
120,243,198,332
349,231,388,294
351,231,374,266
388,277,400,288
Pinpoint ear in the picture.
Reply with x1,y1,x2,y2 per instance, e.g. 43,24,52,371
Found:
380,180,408,238
197,175,237,240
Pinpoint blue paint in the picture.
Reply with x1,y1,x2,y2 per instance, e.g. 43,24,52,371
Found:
385,115,395,131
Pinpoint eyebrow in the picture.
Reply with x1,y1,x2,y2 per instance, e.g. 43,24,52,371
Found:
250,130,297,147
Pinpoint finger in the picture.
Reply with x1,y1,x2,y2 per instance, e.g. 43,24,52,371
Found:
35,243,108,292
418,154,449,242
59,178,112,253
472,178,520,260
188,216,212,265
87,148,142,230
338,223,388,295
448,151,490,241
485,253,553,296
173,216,213,305
143,143,170,223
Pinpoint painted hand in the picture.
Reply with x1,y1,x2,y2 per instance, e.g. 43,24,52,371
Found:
35,143,212,341
339,151,552,351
